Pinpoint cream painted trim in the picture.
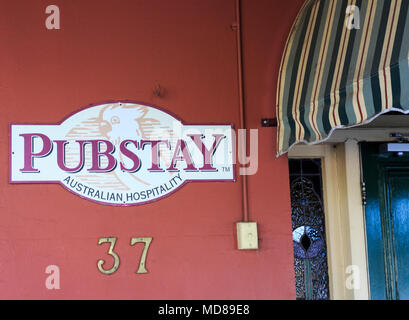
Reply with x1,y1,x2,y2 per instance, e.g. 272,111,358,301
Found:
343,140,370,300
288,142,370,300
325,127,408,143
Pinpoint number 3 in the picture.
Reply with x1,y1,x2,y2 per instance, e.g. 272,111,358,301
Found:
97,237,120,275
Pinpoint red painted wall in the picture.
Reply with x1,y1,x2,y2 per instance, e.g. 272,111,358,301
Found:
0,0,304,299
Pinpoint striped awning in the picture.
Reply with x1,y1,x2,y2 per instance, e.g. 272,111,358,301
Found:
276,0,409,156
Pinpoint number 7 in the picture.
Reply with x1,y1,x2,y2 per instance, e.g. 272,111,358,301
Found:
130,237,153,274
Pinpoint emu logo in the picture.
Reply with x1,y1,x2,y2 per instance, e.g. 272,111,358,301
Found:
10,101,235,206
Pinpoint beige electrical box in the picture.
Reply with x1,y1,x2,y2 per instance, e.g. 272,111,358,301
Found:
236,222,258,250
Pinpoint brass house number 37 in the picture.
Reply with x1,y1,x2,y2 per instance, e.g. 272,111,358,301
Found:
97,237,153,275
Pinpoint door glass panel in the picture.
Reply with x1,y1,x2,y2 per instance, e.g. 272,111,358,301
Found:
361,142,409,300
289,159,330,300
389,172,409,299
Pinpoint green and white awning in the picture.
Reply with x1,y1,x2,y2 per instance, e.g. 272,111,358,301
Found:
277,0,409,156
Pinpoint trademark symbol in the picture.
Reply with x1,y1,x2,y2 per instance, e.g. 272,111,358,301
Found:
222,167,230,172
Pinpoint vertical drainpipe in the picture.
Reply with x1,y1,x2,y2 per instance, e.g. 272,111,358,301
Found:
234,0,250,222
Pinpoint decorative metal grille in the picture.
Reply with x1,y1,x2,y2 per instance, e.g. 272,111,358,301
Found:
289,159,330,300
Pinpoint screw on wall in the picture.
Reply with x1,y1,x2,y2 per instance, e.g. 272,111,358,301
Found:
153,83,165,98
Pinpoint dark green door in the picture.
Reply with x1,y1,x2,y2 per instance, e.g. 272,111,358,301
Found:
362,142,409,300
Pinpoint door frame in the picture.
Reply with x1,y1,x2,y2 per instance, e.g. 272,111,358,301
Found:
289,142,369,300
288,121,408,300
361,142,409,300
